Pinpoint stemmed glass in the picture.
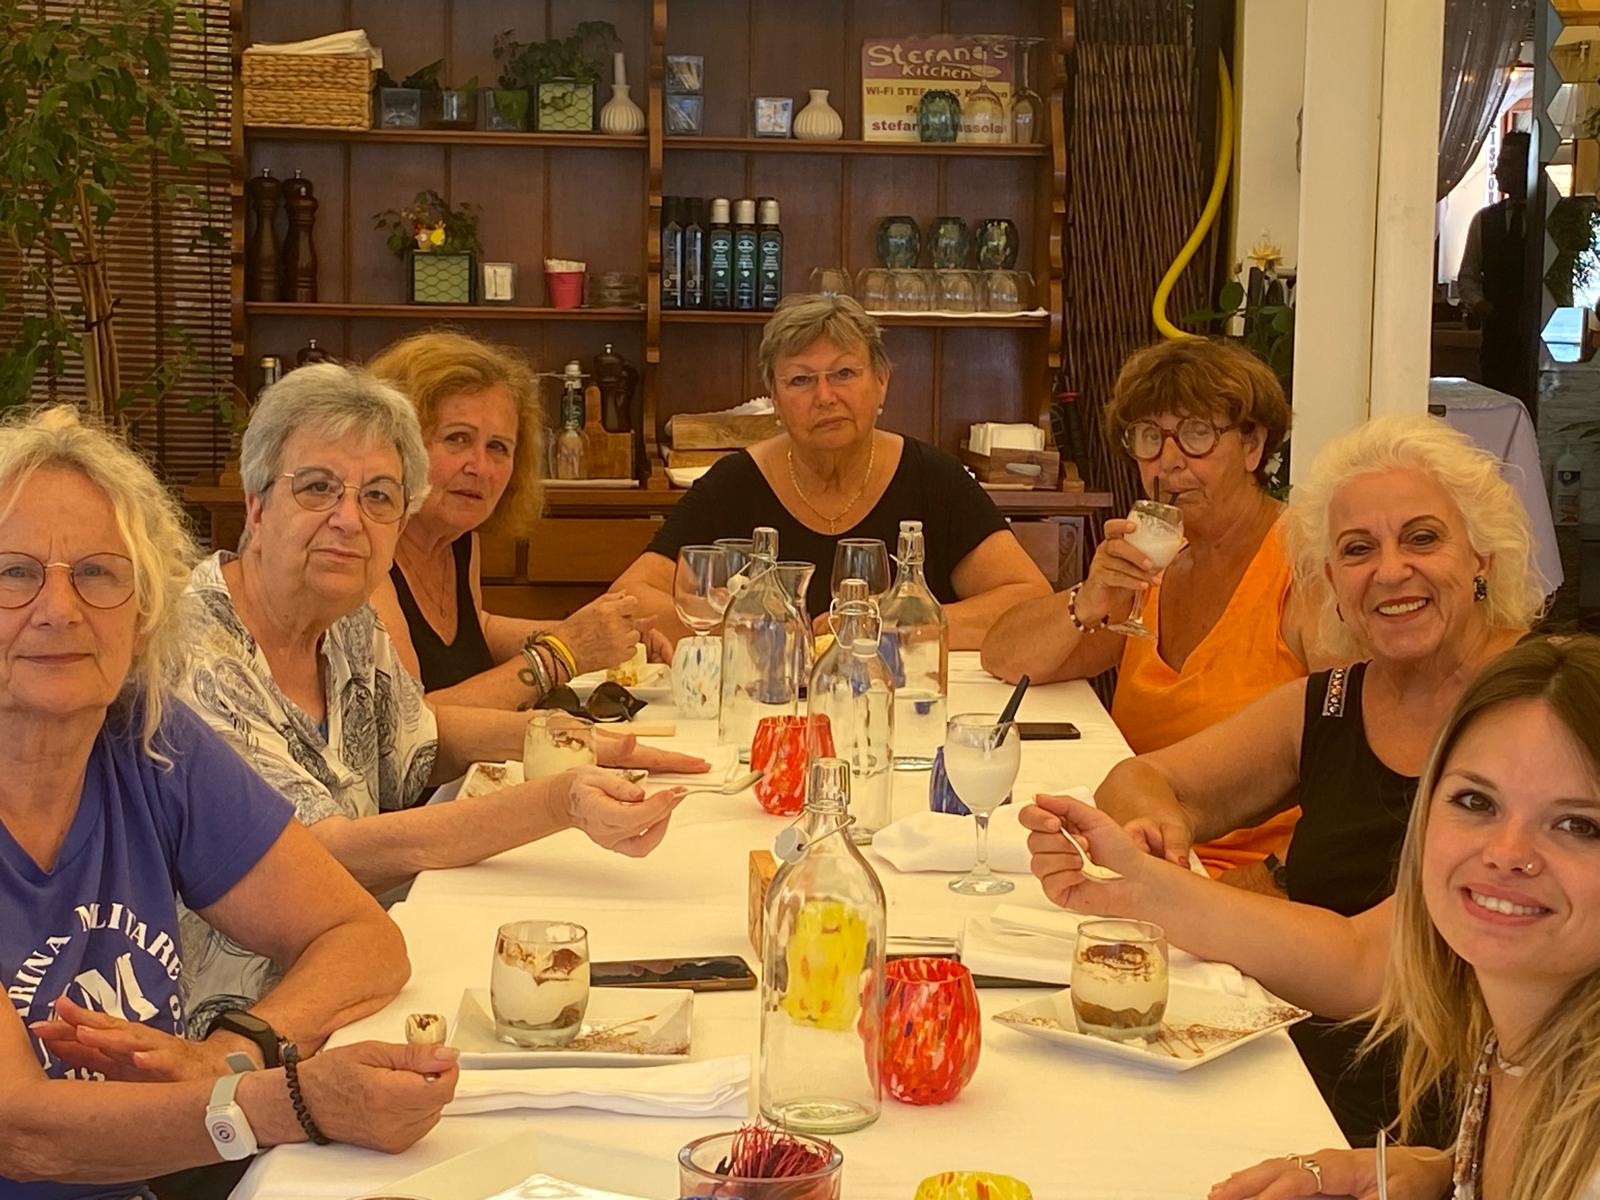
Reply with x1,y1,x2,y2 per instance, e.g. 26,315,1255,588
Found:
1105,499,1184,639
1008,36,1046,145
965,36,1007,143
714,537,756,597
831,538,891,600
673,545,731,633
943,712,1021,896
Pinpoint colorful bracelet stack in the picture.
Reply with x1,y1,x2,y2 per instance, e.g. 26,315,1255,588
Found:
517,632,579,700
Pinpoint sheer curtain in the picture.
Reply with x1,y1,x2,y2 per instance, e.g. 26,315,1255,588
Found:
1437,0,1532,199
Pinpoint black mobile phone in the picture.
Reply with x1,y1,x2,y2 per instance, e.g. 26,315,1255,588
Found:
589,955,758,992
1017,721,1081,740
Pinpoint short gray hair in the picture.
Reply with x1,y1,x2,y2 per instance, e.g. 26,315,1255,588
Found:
0,405,197,756
1287,413,1546,660
239,362,431,520
758,294,892,393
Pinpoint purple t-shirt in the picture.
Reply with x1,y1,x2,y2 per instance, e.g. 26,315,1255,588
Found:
0,698,293,1200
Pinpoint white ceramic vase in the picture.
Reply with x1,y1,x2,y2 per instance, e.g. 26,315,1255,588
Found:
794,88,843,141
600,51,645,135
671,634,723,719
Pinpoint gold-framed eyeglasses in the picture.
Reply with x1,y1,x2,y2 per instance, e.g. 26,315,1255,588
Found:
0,552,135,610
270,468,407,524
1121,418,1238,462
779,365,866,394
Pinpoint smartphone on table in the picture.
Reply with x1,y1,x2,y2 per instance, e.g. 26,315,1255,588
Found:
589,955,758,992
1016,721,1081,740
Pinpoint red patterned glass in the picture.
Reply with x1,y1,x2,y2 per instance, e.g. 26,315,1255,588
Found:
880,957,981,1105
752,715,833,815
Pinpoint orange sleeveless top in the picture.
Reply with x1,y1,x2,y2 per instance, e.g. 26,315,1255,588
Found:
1110,519,1307,877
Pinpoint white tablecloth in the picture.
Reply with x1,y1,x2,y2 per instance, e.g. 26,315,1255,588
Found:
234,654,1345,1200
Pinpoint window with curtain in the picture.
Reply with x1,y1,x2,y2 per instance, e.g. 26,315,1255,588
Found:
0,0,234,483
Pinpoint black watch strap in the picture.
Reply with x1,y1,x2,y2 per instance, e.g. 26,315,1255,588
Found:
1263,852,1290,892
210,1010,283,1068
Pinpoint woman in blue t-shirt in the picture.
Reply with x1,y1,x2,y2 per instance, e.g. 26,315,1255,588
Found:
0,408,457,1200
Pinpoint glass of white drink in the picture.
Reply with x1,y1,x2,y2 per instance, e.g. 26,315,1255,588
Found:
942,712,1022,896
1105,499,1184,639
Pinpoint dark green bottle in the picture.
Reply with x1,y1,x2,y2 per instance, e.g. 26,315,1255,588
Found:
707,196,734,309
757,198,783,311
733,198,758,311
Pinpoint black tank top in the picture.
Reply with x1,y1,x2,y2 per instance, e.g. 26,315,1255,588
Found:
390,534,495,691
1282,663,1450,1147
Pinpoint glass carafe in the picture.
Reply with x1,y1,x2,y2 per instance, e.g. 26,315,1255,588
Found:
719,527,807,757
880,520,949,769
759,757,886,1133
809,579,895,842
772,560,818,679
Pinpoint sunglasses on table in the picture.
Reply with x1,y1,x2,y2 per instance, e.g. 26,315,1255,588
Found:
1120,418,1239,461
532,681,647,723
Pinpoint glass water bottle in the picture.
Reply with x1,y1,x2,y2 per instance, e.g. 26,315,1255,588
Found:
759,757,886,1133
808,578,894,842
879,520,949,769
719,526,806,756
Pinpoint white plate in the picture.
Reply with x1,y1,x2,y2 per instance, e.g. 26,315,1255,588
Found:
458,760,525,800
992,982,1308,1072
364,1128,671,1199
543,478,640,489
449,986,693,1068
568,665,672,703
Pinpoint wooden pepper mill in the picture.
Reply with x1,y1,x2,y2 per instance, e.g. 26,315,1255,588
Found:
244,168,282,302
279,169,319,302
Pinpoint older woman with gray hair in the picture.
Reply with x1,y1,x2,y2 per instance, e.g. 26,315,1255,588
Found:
0,407,455,1200
612,293,1050,647
178,363,703,1027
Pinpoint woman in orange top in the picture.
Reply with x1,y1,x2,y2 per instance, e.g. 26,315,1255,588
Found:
983,338,1315,884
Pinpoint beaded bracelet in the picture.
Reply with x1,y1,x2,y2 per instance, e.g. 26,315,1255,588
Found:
281,1043,330,1146
1066,583,1109,634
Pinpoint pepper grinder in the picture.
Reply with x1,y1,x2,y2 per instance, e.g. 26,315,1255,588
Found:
593,343,630,433
279,169,319,302
244,168,282,302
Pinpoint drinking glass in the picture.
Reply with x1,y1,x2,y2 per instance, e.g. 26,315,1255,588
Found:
1105,499,1184,639
980,269,1033,313
881,957,981,1105
942,713,1021,896
522,710,596,778
890,269,932,312
678,1130,844,1200
1008,36,1046,145
674,544,731,634
753,714,834,815
808,267,853,298
831,538,891,600
490,919,590,1047
714,537,756,597
1070,919,1169,1043
932,270,979,313
855,267,895,311
963,37,1007,143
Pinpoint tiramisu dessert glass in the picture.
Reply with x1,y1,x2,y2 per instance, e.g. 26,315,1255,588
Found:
1070,919,1169,1043
491,919,591,1047
522,711,596,778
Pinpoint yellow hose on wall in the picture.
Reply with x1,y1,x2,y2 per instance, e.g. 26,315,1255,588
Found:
1152,51,1236,340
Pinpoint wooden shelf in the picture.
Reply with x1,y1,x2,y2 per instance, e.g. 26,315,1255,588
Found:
245,302,645,321
244,125,646,149
665,136,1048,157
661,310,1048,329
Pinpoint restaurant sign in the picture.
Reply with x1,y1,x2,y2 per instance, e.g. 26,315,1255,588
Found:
861,35,1015,143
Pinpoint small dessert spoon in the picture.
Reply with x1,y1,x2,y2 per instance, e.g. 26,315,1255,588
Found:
1058,826,1124,882
674,769,765,797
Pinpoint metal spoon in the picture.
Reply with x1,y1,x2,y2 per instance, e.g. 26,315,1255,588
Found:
673,769,765,797
1059,826,1124,882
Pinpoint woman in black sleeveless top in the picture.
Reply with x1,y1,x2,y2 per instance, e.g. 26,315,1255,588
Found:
1020,415,1544,1144
367,331,650,703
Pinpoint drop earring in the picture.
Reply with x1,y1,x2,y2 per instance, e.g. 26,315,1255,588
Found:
1473,575,1488,603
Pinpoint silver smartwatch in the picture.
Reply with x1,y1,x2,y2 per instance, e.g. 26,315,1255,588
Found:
205,1069,260,1161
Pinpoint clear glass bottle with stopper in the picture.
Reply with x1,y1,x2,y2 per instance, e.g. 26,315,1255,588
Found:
808,577,895,842
879,519,948,769
759,756,886,1134
718,526,806,757
554,359,587,480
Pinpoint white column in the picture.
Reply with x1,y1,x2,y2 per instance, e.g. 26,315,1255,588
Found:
1230,0,1308,270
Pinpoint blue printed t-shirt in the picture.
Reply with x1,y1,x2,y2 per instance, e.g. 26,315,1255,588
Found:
0,697,293,1200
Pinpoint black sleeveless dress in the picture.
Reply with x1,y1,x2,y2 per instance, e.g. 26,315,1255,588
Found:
390,534,496,691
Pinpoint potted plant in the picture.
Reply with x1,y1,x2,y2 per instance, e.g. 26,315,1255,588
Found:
372,60,441,129
1545,194,1600,309
430,71,479,131
374,190,484,305
484,31,532,131
516,20,620,133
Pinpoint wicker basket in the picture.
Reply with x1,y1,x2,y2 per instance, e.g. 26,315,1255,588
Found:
242,51,372,129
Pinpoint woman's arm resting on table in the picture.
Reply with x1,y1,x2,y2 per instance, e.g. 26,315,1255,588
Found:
945,529,1052,650
1094,676,1307,865
1023,794,1394,1018
979,587,1125,683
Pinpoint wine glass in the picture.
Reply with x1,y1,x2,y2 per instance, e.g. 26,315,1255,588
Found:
674,545,731,633
964,36,1007,144
713,537,755,597
943,713,1021,896
831,538,891,600
1008,36,1046,145
1105,499,1185,639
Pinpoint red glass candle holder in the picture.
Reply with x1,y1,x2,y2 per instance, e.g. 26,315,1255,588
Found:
881,957,981,1105
752,714,833,815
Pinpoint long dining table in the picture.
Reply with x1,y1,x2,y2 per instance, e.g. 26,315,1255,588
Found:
234,652,1346,1200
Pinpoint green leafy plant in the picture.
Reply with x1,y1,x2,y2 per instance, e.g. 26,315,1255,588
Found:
505,20,620,85
1545,195,1600,309
373,189,483,259
372,60,477,93
0,0,228,417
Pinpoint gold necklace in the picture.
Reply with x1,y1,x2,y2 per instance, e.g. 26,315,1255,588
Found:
397,541,455,626
787,440,876,533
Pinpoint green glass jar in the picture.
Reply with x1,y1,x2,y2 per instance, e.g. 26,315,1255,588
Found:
916,89,961,143
876,216,921,268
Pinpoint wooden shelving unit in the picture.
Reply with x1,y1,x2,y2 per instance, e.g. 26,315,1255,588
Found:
246,302,645,321
245,125,646,149
663,136,1049,157
659,310,1049,328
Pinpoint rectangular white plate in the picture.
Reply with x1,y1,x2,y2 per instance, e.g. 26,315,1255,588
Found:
569,665,671,703
361,1129,672,1199
993,981,1308,1072
458,760,525,800
449,987,693,1068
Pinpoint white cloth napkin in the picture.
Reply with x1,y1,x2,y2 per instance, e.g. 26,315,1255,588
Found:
246,29,382,64
443,1055,749,1119
961,904,1251,996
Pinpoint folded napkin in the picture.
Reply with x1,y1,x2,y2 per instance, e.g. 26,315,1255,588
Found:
960,904,1250,996
444,1055,749,1119
872,788,1097,874
247,29,382,64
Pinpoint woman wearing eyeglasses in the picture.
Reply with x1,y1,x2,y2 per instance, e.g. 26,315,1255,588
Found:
611,293,1051,647
176,363,704,1034
984,337,1314,884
